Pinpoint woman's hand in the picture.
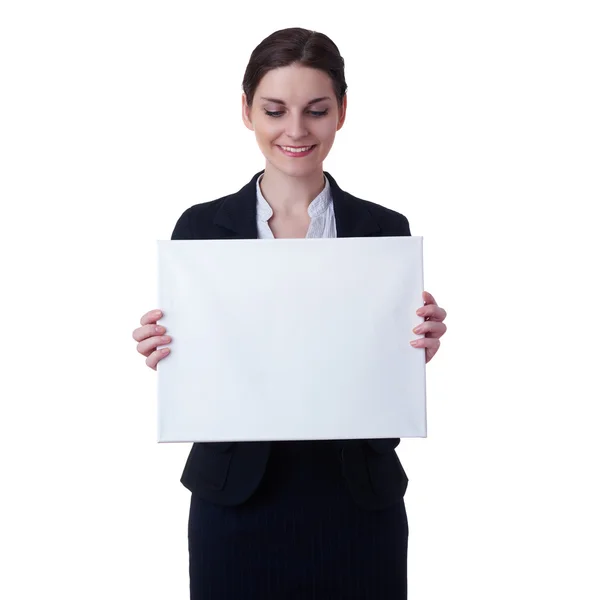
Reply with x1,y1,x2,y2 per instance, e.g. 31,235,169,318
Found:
132,309,171,371
410,291,447,364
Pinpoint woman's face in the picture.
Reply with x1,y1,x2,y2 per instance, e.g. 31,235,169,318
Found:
242,63,346,178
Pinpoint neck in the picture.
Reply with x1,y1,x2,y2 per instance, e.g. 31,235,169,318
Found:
259,164,326,217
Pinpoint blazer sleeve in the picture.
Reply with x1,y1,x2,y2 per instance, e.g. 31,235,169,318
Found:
171,209,194,240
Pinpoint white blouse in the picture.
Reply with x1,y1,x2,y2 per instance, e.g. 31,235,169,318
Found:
255,173,337,239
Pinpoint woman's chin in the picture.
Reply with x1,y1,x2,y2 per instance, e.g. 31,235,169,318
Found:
267,156,324,178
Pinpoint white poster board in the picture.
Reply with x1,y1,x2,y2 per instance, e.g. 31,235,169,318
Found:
156,236,427,442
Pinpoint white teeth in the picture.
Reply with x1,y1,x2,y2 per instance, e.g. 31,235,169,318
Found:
280,146,313,153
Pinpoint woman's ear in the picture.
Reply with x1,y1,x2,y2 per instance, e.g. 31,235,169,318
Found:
336,95,347,131
241,94,254,131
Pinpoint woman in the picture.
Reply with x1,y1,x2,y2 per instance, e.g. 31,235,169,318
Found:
132,27,447,599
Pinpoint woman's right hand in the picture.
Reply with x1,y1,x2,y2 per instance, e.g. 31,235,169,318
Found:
132,309,171,371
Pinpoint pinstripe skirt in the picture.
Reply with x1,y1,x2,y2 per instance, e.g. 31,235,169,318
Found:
188,441,408,600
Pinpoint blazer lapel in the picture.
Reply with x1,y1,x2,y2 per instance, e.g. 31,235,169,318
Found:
326,172,381,238
213,170,381,239
212,173,261,239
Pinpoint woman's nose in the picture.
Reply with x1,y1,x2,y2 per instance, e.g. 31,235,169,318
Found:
285,114,309,139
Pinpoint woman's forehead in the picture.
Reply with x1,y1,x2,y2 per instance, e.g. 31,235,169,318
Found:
256,65,334,99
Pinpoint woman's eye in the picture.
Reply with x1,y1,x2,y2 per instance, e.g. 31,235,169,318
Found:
264,109,329,118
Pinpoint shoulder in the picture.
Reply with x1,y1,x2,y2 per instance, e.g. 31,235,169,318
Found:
343,190,411,236
171,173,261,240
170,194,233,240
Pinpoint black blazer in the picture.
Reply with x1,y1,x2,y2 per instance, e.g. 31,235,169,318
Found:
171,170,412,510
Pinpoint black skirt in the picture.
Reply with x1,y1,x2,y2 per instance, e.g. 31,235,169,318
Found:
188,441,408,600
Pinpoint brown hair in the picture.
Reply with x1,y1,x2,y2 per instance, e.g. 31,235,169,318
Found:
242,28,347,108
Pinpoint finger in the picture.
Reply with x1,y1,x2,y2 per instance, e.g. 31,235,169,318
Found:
132,323,167,343
410,337,441,350
140,309,163,327
137,334,172,357
146,346,171,370
413,321,447,338
416,305,447,322
422,291,437,305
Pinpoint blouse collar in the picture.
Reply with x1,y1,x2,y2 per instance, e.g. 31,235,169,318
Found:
256,173,333,222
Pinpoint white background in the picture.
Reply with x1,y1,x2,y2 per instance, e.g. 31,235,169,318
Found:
1,1,599,598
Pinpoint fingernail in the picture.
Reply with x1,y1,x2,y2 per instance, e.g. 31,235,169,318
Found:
410,340,418,346
154,310,162,318
413,325,424,334
155,326,164,333
161,348,170,354
416,308,425,316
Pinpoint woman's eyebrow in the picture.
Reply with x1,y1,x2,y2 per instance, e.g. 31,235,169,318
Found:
259,96,332,106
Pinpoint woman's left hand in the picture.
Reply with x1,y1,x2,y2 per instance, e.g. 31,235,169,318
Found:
410,291,447,364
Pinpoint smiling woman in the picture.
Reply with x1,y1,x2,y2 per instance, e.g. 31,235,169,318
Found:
242,62,346,180
132,25,448,600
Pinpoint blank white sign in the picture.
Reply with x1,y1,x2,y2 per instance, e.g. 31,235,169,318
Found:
156,236,426,442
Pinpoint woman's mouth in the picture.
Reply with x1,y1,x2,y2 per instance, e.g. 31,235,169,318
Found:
277,145,317,157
